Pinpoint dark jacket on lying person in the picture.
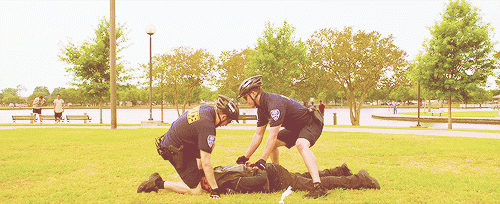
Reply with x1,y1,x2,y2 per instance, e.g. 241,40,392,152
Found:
207,163,380,193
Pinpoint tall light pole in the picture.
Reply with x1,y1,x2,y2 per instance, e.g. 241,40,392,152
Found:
110,0,117,129
145,24,156,121
417,83,421,127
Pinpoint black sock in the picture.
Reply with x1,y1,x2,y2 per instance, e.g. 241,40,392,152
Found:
155,179,165,189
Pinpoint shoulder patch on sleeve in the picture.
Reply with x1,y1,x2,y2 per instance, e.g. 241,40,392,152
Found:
270,109,280,121
207,135,216,148
187,106,201,124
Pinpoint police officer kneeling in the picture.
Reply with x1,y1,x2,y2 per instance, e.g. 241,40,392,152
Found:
137,95,239,199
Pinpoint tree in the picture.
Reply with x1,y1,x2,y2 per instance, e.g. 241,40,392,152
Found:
154,47,215,116
28,86,50,104
216,49,250,99
308,27,407,125
246,21,312,97
415,0,497,129
1,88,25,105
59,17,130,123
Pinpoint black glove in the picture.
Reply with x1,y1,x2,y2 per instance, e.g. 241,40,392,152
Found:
236,155,249,164
255,159,266,170
210,188,221,199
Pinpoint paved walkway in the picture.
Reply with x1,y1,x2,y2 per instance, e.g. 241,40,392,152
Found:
2,125,499,139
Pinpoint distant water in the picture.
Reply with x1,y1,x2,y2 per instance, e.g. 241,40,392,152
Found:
2,107,499,131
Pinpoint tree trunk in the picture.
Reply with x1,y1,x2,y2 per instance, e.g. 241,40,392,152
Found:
99,100,103,124
347,91,360,126
448,95,452,129
428,98,431,112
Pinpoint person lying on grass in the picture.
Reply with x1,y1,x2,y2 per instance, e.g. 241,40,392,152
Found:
137,162,380,198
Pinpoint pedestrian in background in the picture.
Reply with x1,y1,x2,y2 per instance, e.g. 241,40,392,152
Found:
53,94,64,123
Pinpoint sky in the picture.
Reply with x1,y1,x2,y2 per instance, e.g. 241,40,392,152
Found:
1,0,499,97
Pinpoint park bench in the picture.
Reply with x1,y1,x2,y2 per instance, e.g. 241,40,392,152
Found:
239,113,257,124
430,108,444,116
40,115,57,121
41,115,66,123
12,115,34,123
66,114,92,124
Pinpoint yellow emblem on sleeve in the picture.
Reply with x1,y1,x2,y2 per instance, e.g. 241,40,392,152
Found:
187,106,201,124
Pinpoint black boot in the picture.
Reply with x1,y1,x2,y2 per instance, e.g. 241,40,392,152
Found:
320,169,380,190
303,182,328,199
321,163,352,177
357,169,380,189
137,173,163,193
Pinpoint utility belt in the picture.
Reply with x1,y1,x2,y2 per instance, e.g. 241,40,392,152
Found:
156,135,185,169
308,106,324,125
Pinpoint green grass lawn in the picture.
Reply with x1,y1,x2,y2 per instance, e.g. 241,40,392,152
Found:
400,110,500,118
1,128,499,203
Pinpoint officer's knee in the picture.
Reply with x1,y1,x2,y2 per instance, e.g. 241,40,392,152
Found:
295,138,311,151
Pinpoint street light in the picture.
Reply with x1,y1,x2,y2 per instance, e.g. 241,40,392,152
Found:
145,24,156,121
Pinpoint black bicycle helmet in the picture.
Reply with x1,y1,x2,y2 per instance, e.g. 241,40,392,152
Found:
238,75,263,98
216,95,239,122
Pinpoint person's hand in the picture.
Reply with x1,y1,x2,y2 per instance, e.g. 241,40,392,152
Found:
255,159,266,170
210,188,221,199
236,155,249,164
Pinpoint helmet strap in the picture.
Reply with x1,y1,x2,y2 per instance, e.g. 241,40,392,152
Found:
215,111,229,128
249,91,261,108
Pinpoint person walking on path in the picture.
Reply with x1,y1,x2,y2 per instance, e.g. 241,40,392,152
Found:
392,101,398,114
32,96,46,124
53,94,64,124
318,100,325,117
234,75,327,198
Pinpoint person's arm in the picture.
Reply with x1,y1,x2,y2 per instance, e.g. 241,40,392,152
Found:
163,181,202,195
259,125,280,161
229,169,269,193
243,125,267,159
200,150,218,191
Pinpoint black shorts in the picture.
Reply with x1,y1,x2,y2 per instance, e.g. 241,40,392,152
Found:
277,119,323,149
54,112,63,118
33,108,42,114
169,157,201,189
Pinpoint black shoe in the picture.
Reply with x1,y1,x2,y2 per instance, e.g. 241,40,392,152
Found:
341,163,353,176
357,169,380,189
303,183,328,199
137,173,163,193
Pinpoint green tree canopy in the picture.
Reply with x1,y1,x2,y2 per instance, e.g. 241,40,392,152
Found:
59,17,130,123
153,47,215,116
216,49,250,99
246,21,311,97
415,0,497,129
308,26,407,125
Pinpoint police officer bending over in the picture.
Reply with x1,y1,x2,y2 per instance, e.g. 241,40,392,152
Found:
235,75,327,198
137,95,239,199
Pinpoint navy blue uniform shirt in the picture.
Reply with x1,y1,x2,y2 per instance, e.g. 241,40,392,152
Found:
256,92,310,129
161,105,217,158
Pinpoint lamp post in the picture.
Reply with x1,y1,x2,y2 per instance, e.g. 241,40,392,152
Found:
145,24,156,121
417,83,421,127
